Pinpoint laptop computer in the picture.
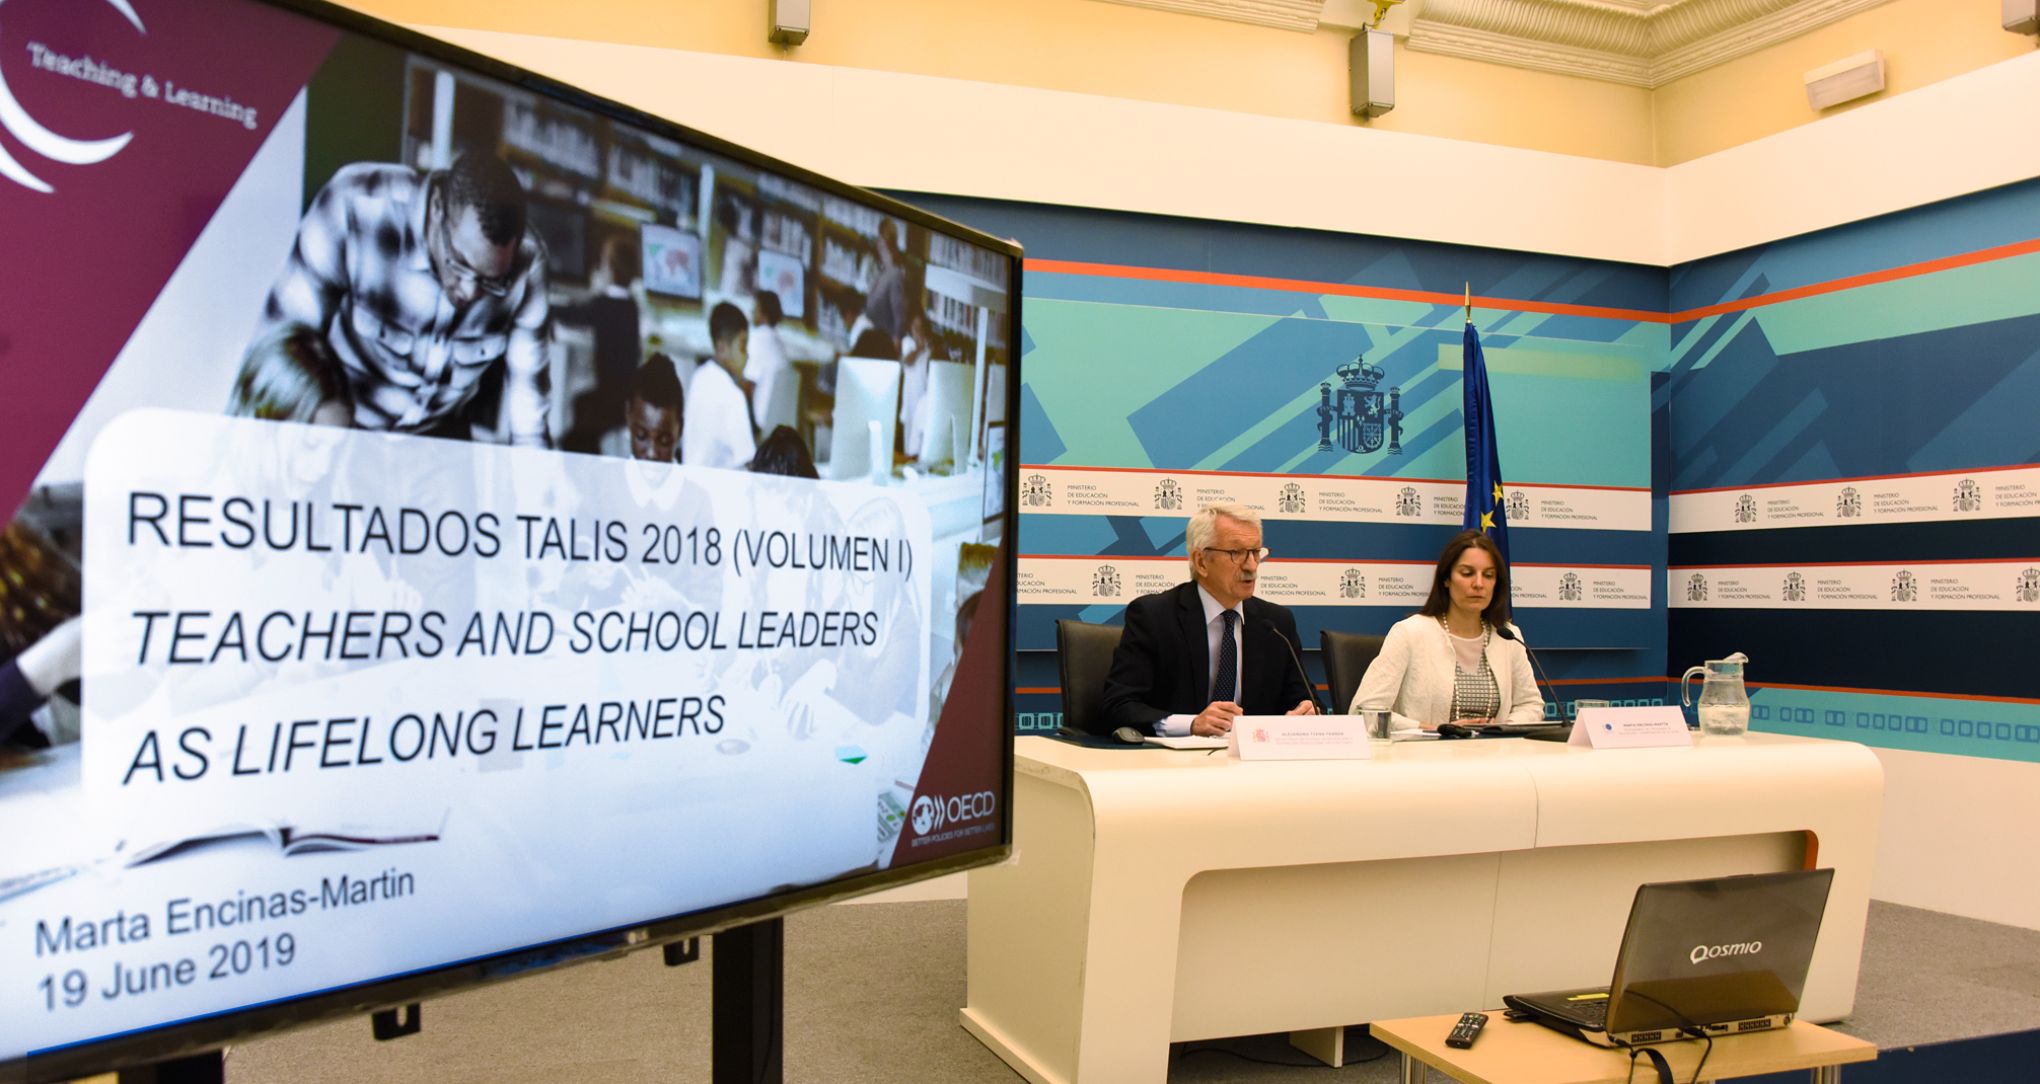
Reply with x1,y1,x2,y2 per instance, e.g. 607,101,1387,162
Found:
1503,868,1834,1047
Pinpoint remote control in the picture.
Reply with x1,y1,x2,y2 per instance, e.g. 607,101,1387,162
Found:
1445,1011,1488,1049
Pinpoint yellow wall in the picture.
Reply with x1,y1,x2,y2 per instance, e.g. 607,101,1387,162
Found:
338,0,1656,163
1653,0,2033,165
342,0,2029,167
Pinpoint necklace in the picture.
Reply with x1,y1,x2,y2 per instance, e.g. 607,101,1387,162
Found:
1436,614,1486,640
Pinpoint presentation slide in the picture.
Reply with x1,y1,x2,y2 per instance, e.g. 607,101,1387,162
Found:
0,0,1015,1069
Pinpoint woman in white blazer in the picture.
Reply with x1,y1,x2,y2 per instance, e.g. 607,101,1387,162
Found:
1348,530,1543,730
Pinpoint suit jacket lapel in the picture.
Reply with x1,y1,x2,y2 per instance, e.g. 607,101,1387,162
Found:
1240,598,1265,708
1178,582,1210,706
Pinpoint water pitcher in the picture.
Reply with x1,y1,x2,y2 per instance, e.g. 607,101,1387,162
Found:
1681,652,1750,735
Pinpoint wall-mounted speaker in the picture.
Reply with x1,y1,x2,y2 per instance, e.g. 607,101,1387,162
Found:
770,0,810,46
2006,0,2039,34
1804,50,1885,111
1349,27,1394,119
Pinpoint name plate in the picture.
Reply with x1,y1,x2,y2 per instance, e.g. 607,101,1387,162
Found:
1569,705,1693,749
1229,716,1373,760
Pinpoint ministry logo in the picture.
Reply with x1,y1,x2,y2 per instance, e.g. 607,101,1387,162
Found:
1153,478,1182,511
1091,565,1121,597
1340,569,1366,599
1686,573,1708,602
1278,482,1306,514
1890,570,1916,602
1558,572,1583,602
2017,568,2040,604
1782,571,1806,602
1507,490,1530,521
1020,473,1052,507
1395,486,1422,518
1315,355,1404,455
1734,494,1758,524
1836,487,1862,518
1953,478,1984,512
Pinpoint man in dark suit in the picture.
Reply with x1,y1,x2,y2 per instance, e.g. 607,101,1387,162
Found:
1100,503,1316,736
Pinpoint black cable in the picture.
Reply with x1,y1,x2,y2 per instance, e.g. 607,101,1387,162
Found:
1613,988,1717,1084
1681,1027,1714,1084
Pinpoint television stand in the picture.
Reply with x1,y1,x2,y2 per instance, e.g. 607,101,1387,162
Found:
714,917,785,1084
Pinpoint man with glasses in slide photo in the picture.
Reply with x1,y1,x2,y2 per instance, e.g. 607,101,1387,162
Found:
246,149,554,445
1101,502,1318,737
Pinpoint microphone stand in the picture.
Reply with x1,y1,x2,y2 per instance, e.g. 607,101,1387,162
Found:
1495,623,1562,724
1263,620,1326,715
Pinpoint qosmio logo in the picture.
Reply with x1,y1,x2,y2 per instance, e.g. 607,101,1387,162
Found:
1689,940,1762,965
909,789,997,836
0,0,145,193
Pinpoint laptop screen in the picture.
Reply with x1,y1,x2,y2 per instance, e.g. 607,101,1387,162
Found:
1605,869,1835,1035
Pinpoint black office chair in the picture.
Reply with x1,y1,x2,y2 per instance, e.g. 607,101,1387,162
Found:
1319,629,1385,715
1055,619,1124,736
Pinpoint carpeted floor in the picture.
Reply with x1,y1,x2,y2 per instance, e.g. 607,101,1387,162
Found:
217,898,2040,1083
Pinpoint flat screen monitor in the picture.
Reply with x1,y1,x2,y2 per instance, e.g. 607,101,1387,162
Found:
915,361,976,471
754,248,807,319
640,222,704,299
525,199,590,283
824,358,904,482
0,1,1019,1078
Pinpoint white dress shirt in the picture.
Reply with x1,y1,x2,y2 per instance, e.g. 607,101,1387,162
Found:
744,324,797,435
682,360,757,470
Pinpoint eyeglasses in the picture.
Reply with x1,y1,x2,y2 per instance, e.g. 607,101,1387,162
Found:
429,193,515,299
437,234,514,298
1204,546,1269,563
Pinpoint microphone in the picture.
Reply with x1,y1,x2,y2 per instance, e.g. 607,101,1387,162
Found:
1494,623,1561,724
1262,620,1326,715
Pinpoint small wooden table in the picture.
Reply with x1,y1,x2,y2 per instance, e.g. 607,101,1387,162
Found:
1370,1013,1876,1084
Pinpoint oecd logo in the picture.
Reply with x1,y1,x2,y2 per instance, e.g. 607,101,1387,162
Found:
1153,478,1182,511
1782,572,1807,602
1953,478,1984,512
1890,570,1916,603
910,790,998,837
910,796,940,836
1340,569,1366,599
1091,565,1121,597
1395,487,1422,518
1836,487,1862,518
1558,572,1583,602
1021,473,1053,507
1278,482,1307,514
1507,490,1530,521
1734,494,1758,524
2017,568,2040,604
1316,355,1404,455
1686,574,1708,602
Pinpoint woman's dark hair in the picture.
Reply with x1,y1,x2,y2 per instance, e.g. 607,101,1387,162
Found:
629,353,685,415
849,327,899,360
1417,529,1510,627
748,425,819,479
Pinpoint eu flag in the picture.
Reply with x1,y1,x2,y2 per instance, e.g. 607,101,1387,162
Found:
1461,322,1510,566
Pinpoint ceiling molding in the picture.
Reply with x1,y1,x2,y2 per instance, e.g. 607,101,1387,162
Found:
1406,20,1658,85
1648,0,1898,84
1093,0,1331,33
1407,0,1900,87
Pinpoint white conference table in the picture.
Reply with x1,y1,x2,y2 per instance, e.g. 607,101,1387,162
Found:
960,732,1883,1084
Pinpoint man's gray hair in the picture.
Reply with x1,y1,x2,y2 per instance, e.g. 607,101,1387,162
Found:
1185,502,1261,560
